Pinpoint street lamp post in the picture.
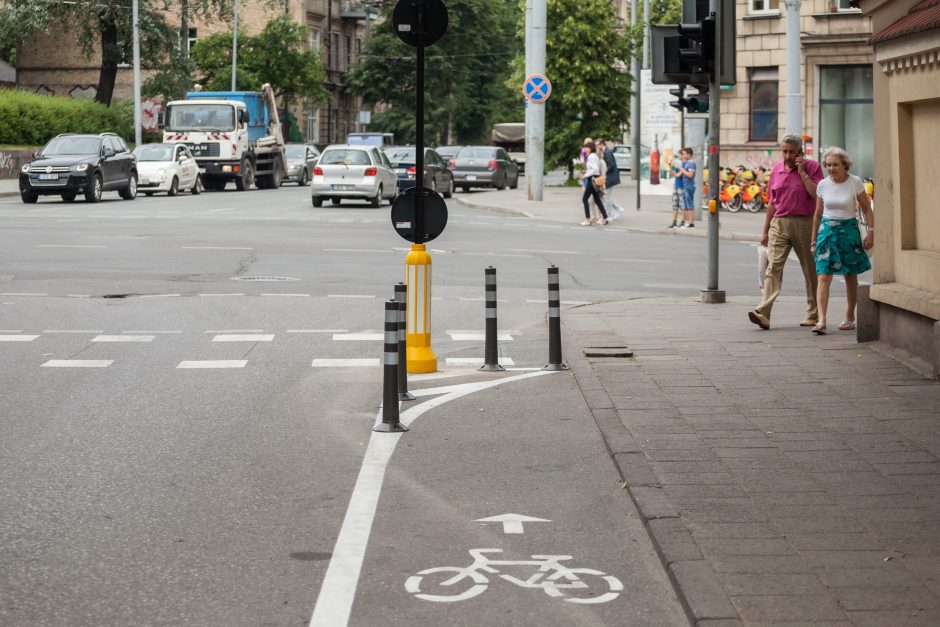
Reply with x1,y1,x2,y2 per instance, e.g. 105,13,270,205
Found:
231,0,239,91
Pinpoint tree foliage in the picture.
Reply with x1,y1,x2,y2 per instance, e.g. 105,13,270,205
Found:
514,0,633,172
347,0,521,145
189,15,328,106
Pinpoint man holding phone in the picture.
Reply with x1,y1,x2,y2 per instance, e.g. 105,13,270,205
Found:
749,135,824,330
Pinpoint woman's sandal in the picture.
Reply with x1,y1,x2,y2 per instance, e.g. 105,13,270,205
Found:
838,320,856,331
812,322,827,335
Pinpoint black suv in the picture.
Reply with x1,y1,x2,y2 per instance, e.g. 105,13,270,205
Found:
19,133,138,204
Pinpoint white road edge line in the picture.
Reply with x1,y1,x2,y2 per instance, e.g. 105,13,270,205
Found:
308,370,555,627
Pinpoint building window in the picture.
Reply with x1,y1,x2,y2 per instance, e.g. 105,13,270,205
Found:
188,27,198,52
832,0,858,10
307,27,320,52
305,107,320,144
819,65,874,178
345,35,352,70
750,0,779,13
356,38,362,65
749,67,779,142
330,32,339,70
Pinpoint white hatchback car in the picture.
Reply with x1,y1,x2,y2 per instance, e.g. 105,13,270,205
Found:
311,145,398,207
133,143,201,196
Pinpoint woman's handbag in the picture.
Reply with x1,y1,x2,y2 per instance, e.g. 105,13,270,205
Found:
594,175,606,189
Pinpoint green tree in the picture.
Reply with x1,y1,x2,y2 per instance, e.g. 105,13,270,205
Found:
347,0,521,145
512,0,633,174
650,0,682,25
0,1,255,106
189,15,328,112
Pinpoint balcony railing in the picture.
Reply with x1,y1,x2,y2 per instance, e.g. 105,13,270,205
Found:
340,1,380,20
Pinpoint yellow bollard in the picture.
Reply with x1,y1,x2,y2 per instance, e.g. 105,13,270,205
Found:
405,243,437,373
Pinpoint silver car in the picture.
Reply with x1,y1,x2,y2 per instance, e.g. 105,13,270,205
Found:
311,145,398,207
283,143,320,186
612,145,632,171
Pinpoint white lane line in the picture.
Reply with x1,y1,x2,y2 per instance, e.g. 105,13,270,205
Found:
197,293,245,297
308,370,554,627
67,294,91,298
140,293,181,298
37,244,107,249
332,333,383,341
212,334,274,342
469,221,495,226
207,207,236,213
181,246,253,250
525,299,592,305
42,360,113,368
261,293,309,297
122,330,182,334
287,329,348,333
323,248,394,253
177,360,247,369
328,294,376,299
1,293,48,296
43,330,104,334
603,257,669,263
536,224,564,229
92,335,155,343
0,330,24,333
0,335,39,342
445,357,516,366
447,332,514,341
511,248,581,255
311,358,380,367
205,329,264,333
458,297,508,302
462,252,534,258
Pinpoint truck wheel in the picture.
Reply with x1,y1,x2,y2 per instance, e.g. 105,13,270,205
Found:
235,160,253,191
271,160,283,188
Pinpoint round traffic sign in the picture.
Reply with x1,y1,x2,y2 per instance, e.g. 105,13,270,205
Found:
392,0,449,48
523,74,552,103
391,187,448,243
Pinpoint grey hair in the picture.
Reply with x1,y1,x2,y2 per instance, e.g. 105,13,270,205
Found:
781,134,803,151
822,146,853,171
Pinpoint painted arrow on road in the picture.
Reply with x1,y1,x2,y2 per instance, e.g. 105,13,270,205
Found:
474,513,551,534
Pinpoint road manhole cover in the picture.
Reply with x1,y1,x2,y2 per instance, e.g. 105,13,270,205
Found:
230,276,301,282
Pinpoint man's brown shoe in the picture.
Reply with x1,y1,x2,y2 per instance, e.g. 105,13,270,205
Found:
748,310,770,330
799,318,819,327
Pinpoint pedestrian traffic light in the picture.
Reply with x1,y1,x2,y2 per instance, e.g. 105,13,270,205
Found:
669,85,709,114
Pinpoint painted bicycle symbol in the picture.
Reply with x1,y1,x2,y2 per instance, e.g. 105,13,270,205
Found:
405,548,623,604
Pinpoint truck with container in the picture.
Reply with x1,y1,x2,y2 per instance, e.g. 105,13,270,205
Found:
162,84,286,191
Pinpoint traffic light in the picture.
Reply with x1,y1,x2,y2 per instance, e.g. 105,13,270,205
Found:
669,85,709,114
678,15,716,77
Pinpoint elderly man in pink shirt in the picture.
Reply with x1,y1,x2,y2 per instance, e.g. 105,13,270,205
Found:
749,135,824,330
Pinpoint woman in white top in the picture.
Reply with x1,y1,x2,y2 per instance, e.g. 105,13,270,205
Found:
578,140,609,225
590,143,609,223
810,147,874,334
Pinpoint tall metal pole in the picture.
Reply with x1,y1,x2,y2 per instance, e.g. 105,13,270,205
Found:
525,0,546,201
702,0,724,304
231,0,239,91
783,0,802,135
415,3,425,239
132,0,141,147
631,1,642,210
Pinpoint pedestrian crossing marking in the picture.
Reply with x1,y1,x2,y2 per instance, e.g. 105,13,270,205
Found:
92,335,155,342
212,334,275,342
312,358,380,367
445,357,516,366
42,360,113,368
447,332,514,341
333,333,384,341
177,360,247,369
0,335,39,342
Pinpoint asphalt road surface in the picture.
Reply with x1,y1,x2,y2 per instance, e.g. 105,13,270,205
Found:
0,184,819,626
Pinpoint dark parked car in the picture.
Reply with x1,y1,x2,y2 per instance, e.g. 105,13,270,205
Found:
385,146,454,198
283,143,320,186
19,133,138,204
451,146,519,191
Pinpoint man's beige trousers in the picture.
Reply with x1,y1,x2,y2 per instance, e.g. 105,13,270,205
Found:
755,215,818,322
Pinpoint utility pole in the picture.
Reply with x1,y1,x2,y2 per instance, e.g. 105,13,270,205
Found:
525,0,546,201
132,0,141,147
701,0,724,304
631,0,642,210
231,0,239,92
783,0,802,135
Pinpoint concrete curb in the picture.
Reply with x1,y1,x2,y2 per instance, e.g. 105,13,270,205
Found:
562,324,741,626
454,195,760,244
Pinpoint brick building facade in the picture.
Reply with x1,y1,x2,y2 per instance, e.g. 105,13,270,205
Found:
14,0,374,147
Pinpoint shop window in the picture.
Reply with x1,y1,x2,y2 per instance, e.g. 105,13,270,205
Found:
749,67,779,142
819,65,873,179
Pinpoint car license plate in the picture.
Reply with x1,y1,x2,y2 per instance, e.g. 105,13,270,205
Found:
139,177,150,185
467,175,477,181
38,173,58,180
331,184,354,191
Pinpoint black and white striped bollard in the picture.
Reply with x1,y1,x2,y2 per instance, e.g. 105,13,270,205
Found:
479,267,505,372
374,300,408,433
395,282,415,400
543,265,568,371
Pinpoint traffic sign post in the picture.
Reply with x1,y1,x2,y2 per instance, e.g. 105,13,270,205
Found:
392,0,448,372
523,74,552,104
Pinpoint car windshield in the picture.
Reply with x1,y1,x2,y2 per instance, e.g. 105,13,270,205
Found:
613,146,630,155
133,144,174,162
320,149,370,166
284,145,307,158
41,137,102,156
436,147,461,157
385,148,416,165
166,104,236,131
457,148,495,159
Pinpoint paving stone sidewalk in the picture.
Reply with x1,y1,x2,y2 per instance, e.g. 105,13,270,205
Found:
563,294,940,626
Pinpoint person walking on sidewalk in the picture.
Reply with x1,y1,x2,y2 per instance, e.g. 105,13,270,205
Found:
669,154,684,228
590,142,609,223
809,147,874,335
749,134,824,330
598,139,624,220
679,148,697,229
579,140,609,226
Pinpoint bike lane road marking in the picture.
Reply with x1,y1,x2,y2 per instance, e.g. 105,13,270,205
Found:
308,370,557,627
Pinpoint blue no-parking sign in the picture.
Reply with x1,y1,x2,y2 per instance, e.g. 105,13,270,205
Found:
523,75,552,104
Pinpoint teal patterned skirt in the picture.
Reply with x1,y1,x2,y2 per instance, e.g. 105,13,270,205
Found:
814,218,871,276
